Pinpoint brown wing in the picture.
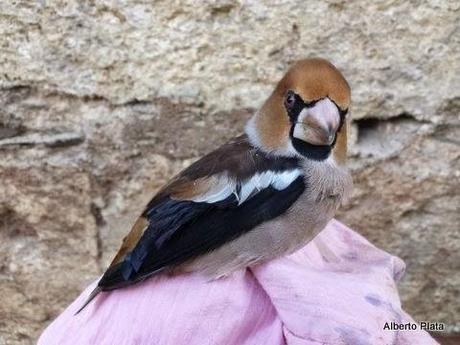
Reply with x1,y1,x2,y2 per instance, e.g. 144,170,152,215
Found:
107,134,300,269
97,134,303,288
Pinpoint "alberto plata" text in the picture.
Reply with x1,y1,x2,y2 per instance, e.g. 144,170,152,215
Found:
383,321,444,331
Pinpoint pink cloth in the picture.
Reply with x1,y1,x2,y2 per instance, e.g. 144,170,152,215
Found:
39,220,437,345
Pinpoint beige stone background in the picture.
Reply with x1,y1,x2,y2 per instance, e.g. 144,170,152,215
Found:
0,0,459,344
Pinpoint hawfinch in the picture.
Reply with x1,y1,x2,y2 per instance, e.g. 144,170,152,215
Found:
77,58,352,313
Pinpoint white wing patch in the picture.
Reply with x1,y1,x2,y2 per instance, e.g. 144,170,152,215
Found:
237,169,302,205
189,169,303,205
270,170,303,190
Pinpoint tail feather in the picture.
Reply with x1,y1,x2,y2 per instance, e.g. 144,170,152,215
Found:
74,286,102,315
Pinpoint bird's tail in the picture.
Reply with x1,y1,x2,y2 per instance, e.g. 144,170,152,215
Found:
74,286,102,315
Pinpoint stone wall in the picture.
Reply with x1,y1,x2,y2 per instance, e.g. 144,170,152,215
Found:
0,1,459,343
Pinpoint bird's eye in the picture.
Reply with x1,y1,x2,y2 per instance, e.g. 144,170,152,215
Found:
284,91,296,110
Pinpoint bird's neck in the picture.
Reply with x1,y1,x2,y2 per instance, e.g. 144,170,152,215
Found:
245,106,294,158
301,156,353,206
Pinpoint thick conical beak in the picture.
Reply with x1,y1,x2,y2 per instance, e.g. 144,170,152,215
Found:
292,98,340,146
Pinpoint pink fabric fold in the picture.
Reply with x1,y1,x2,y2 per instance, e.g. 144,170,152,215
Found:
38,220,437,345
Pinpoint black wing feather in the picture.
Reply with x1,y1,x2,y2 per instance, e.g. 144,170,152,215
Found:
98,176,305,291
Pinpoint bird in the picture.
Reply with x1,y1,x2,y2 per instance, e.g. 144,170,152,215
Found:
76,58,353,314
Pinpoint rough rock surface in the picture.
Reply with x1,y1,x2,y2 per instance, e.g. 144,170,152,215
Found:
0,1,459,343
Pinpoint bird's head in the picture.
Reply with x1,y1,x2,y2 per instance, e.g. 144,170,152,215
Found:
246,58,351,163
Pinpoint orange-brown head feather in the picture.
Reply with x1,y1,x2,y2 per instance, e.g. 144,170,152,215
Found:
248,58,351,163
